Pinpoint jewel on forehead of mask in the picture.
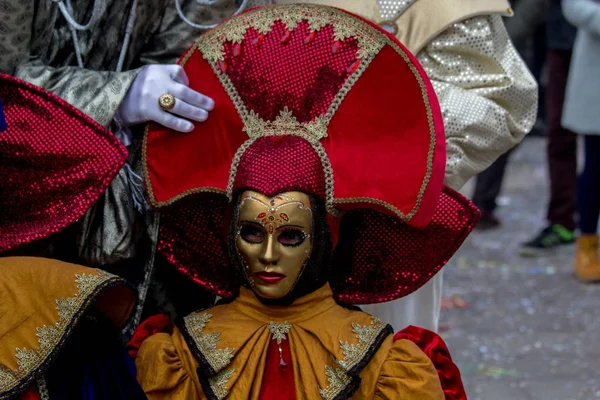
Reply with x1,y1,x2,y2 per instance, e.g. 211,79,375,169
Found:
218,59,227,73
347,59,361,74
233,43,241,57
252,34,265,46
304,31,316,44
257,212,267,219
332,40,341,54
270,199,276,206
280,213,289,221
280,29,292,44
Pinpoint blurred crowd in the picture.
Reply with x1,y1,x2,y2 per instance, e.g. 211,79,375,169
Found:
472,0,600,283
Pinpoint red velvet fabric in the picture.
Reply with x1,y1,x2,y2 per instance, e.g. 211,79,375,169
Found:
143,5,444,229
143,44,246,207
127,314,173,359
394,326,467,400
0,74,128,252
258,339,296,400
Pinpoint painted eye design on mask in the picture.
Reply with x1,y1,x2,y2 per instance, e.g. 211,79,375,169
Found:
278,228,306,247
240,224,264,244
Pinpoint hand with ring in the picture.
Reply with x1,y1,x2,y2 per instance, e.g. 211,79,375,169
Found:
115,64,214,132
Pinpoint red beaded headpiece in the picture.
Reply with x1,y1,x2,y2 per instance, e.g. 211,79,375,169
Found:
144,4,479,304
0,74,128,252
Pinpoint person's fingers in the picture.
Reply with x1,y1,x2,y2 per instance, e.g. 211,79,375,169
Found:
171,83,215,111
167,65,190,86
169,98,208,122
153,111,194,132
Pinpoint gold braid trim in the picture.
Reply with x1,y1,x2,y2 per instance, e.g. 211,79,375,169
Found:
318,318,388,400
0,270,117,396
196,4,384,63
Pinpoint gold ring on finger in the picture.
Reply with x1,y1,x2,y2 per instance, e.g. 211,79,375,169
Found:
158,93,176,111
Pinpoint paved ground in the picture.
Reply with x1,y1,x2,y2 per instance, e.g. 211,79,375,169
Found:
441,136,600,400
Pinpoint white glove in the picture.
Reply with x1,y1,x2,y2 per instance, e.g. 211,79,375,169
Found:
116,64,214,132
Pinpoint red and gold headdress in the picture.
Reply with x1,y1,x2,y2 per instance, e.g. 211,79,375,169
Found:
143,4,479,304
0,74,127,252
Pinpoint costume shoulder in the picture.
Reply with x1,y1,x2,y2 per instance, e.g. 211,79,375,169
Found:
393,0,513,54
0,257,136,399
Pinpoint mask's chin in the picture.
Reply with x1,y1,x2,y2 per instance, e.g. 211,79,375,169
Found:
249,267,307,306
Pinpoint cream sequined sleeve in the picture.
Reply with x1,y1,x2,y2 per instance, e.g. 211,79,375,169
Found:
416,15,538,190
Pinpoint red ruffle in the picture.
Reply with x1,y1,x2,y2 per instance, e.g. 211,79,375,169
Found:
394,326,467,400
127,314,173,358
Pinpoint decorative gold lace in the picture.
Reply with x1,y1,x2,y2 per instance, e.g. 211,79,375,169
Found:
267,322,292,344
196,4,384,63
318,317,388,399
183,313,235,373
0,270,116,395
208,368,235,399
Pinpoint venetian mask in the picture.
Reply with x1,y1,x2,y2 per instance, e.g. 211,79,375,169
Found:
235,191,313,300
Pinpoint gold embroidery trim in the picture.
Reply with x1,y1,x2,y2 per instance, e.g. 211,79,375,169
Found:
0,270,116,395
318,317,387,400
267,322,292,344
184,313,235,373
196,4,384,62
208,368,235,400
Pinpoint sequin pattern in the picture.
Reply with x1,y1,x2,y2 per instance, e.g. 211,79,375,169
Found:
331,187,480,304
158,197,234,297
376,0,416,20
233,136,327,200
416,15,538,190
223,20,360,123
0,75,127,252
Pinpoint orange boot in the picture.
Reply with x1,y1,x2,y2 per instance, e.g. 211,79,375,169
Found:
574,234,600,282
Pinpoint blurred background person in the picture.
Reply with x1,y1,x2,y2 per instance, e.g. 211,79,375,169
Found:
472,0,552,230
519,0,579,256
561,0,600,281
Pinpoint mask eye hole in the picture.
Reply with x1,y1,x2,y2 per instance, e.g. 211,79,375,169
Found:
278,228,306,247
240,224,264,244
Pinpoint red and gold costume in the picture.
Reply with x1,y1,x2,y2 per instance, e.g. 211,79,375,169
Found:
132,4,479,399
0,74,142,400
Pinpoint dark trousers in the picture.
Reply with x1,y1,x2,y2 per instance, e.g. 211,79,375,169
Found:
473,49,577,231
579,136,600,234
546,49,577,230
472,151,511,212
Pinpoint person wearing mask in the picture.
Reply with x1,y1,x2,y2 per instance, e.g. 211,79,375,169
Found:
131,7,474,398
561,0,600,281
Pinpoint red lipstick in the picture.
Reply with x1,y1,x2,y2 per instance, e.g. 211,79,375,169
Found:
255,271,286,284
